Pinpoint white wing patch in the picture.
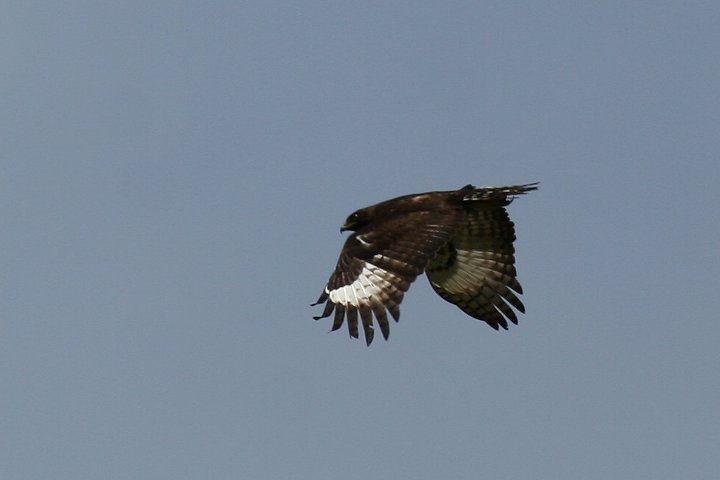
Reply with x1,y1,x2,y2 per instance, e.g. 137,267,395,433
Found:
313,255,409,344
327,261,392,307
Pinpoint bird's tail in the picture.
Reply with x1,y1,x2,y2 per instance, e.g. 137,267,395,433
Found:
462,182,539,202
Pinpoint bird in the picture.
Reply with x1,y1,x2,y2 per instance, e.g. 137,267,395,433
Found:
312,183,537,345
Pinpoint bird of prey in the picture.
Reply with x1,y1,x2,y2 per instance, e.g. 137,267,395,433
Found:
312,183,537,345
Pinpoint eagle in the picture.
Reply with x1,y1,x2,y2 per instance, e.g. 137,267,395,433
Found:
312,183,537,345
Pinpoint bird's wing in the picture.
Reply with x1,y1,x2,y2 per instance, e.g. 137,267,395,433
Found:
426,201,526,330
313,209,461,345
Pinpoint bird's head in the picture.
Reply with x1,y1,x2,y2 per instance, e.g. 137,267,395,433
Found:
341,209,371,232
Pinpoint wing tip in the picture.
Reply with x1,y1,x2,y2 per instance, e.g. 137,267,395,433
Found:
313,298,399,346
310,290,329,307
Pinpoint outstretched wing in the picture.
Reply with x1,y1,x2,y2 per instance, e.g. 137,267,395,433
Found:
425,197,527,330
313,209,461,345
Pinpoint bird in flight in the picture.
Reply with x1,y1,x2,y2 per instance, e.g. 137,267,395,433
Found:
312,183,537,345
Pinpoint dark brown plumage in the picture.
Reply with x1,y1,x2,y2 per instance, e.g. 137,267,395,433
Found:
312,183,537,345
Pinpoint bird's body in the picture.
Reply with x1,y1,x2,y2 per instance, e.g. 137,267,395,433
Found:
313,183,537,345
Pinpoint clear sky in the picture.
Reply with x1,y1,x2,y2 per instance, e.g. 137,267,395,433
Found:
2,1,719,479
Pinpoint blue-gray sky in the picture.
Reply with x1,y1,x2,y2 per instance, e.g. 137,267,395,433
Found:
2,1,719,479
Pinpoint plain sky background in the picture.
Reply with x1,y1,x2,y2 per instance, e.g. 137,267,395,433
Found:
2,1,719,479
